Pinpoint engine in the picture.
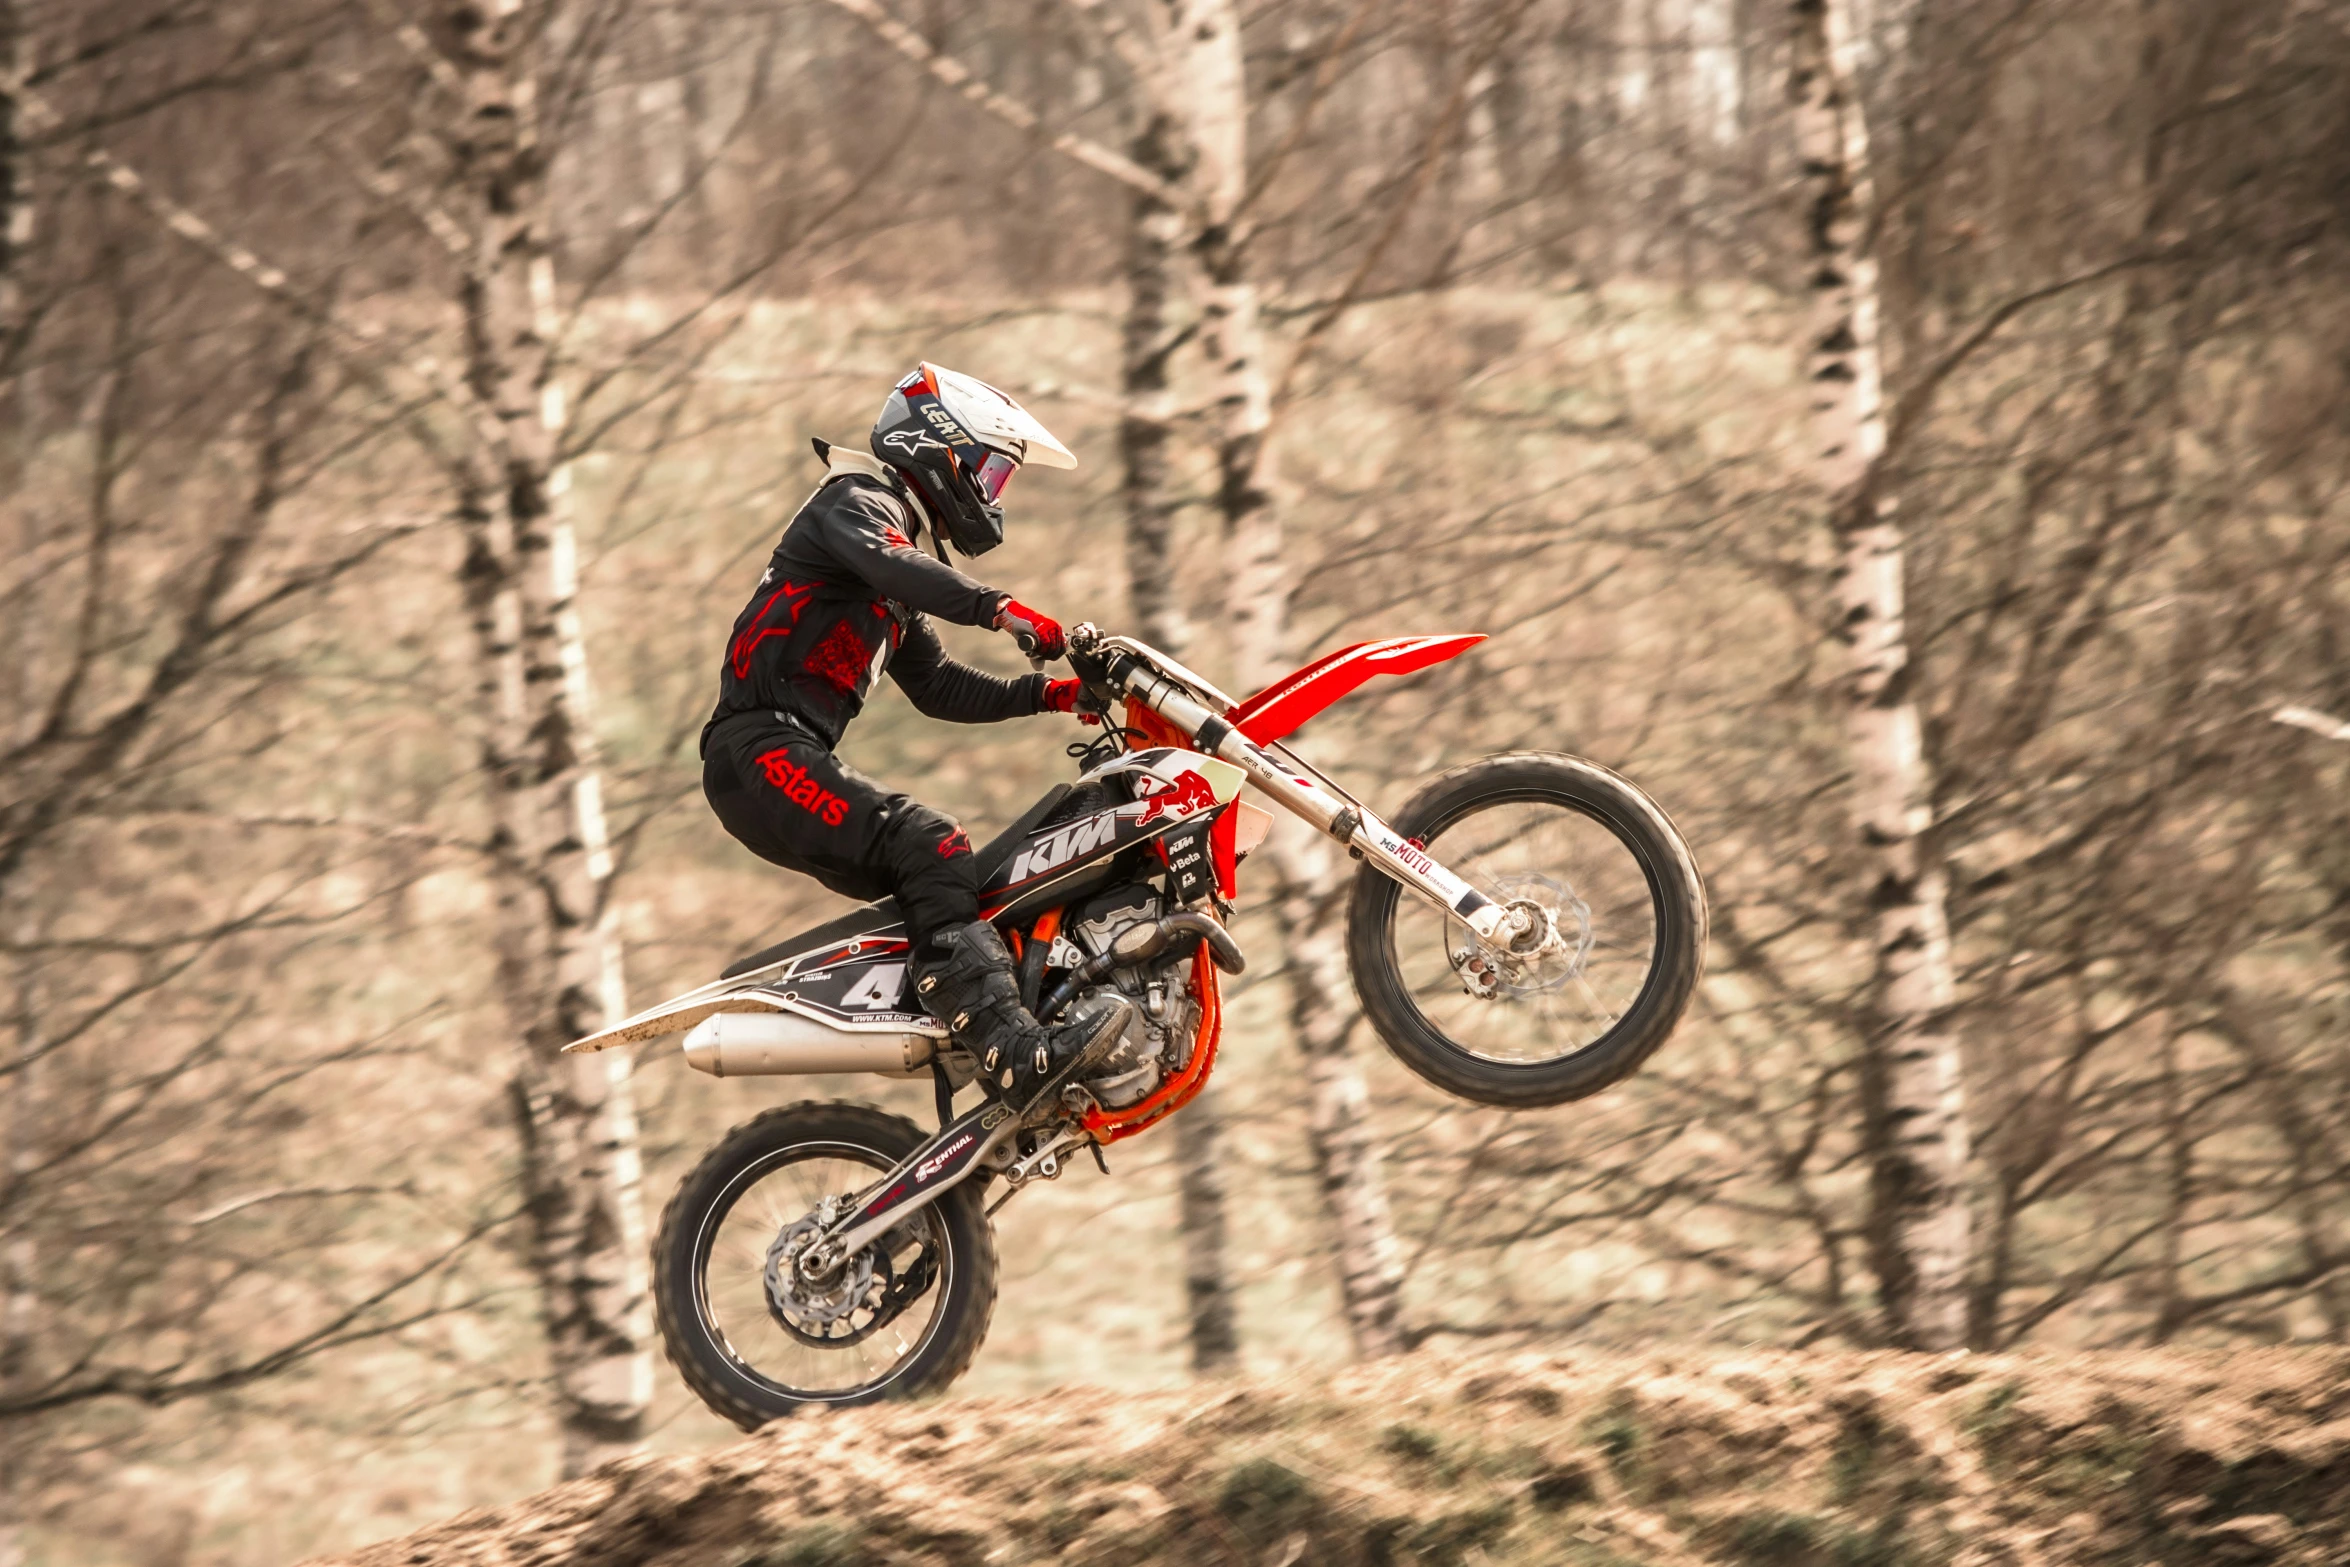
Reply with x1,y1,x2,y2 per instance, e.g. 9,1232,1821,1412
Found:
1062,885,1204,1109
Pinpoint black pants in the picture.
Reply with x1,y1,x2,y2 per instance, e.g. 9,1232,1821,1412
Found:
703,711,977,958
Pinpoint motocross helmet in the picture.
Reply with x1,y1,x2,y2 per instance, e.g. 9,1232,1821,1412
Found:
869,362,1076,556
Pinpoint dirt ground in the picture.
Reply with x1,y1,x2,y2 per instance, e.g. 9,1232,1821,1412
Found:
309,1346,2350,1566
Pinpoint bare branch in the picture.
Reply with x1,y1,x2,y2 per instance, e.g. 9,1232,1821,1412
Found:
358,0,470,103
10,82,496,447
1057,0,1161,89
817,0,1182,205
2274,704,2350,743
1267,0,1535,414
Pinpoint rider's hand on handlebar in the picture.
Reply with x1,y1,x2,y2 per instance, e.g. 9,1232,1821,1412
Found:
995,599,1066,662
1040,677,1103,726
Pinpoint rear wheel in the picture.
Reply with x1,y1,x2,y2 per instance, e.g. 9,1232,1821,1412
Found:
653,1101,996,1429
1347,752,1706,1108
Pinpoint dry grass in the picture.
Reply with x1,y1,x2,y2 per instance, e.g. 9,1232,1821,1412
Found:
313,1346,2350,1567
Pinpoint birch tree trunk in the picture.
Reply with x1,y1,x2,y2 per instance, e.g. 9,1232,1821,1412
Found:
441,0,651,1475
0,0,26,469
1156,0,1276,692
1790,0,1969,1350
1123,116,1189,669
1120,105,1239,1375
2,14,34,1559
1,972,34,1567
1165,0,1408,1359
1271,836,1407,1356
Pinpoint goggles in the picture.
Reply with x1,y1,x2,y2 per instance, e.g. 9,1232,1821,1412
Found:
971,451,1019,504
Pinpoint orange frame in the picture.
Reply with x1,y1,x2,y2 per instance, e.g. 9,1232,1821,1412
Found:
1079,958,1223,1145
1055,694,1228,1145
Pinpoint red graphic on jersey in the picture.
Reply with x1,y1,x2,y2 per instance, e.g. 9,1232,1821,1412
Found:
937,827,972,859
881,526,913,550
728,581,813,678
806,620,874,695
755,748,851,828
1134,769,1220,828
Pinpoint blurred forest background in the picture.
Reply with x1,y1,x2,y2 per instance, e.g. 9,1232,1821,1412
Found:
5,0,2349,1562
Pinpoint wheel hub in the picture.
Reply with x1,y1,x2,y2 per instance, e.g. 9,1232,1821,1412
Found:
764,1211,886,1343
1450,874,1593,1000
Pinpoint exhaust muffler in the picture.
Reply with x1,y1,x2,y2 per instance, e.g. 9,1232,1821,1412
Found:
682,1011,937,1079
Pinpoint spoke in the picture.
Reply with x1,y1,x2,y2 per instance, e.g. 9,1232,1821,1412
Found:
694,1149,949,1397
1570,974,1617,1022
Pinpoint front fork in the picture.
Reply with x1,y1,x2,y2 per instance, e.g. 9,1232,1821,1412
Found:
1118,664,1514,944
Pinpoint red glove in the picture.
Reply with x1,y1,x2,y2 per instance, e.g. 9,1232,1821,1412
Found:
996,599,1065,661
1040,678,1102,725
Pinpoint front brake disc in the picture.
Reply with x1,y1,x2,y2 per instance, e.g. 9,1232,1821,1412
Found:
764,1212,888,1346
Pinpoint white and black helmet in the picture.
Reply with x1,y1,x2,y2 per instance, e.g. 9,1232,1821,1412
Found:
869,363,1076,556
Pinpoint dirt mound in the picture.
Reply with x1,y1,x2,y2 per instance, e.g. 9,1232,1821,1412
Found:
312,1348,2350,1566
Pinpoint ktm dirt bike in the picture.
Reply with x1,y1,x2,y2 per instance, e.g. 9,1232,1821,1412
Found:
564,625,1706,1428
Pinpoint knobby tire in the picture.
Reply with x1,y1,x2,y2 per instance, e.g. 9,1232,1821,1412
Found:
653,1101,998,1429
1346,752,1707,1108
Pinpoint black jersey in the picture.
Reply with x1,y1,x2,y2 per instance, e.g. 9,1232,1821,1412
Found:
703,461,1047,753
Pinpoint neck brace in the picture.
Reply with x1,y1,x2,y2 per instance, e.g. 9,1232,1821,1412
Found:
810,438,938,554
824,445,891,483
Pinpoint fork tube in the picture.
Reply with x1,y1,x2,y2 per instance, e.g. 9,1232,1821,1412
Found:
1122,669,1506,940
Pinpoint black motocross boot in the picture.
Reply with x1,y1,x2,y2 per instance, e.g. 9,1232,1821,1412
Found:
915,922,1131,1113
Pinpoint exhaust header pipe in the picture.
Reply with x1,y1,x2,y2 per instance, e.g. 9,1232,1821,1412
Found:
682,1011,937,1079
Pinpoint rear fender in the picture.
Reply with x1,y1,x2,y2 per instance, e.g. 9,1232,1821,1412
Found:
562,932,930,1054
1227,635,1485,744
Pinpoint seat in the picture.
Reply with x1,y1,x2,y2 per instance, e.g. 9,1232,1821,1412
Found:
717,783,1075,979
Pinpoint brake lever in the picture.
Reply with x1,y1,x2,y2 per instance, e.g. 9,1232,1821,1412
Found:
1060,629,1125,725
1029,650,1103,725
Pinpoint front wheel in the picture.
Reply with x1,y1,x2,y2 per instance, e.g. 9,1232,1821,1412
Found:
653,1102,997,1429
1348,752,1706,1108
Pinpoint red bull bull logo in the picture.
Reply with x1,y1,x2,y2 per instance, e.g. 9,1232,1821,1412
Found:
1134,769,1220,828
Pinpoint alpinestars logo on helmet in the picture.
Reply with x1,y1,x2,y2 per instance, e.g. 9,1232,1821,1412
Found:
880,429,945,457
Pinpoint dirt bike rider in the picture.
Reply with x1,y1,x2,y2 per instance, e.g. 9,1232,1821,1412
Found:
700,364,1129,1112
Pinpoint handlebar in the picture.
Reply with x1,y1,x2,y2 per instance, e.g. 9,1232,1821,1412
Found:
1065,623,1243,715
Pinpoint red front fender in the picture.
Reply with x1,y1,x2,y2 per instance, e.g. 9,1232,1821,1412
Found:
1226,634,1486,744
